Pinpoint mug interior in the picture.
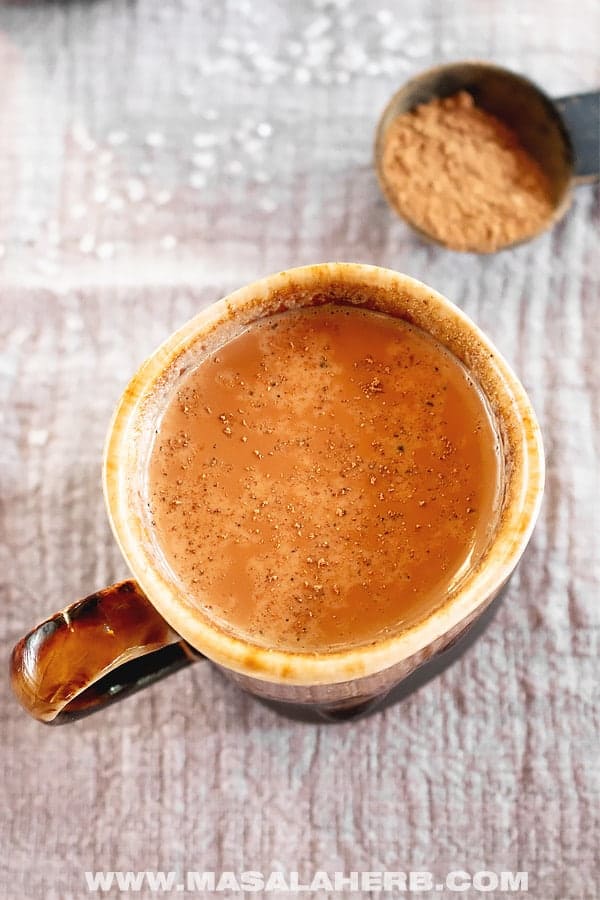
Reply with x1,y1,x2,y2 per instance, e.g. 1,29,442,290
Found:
103,264,544,686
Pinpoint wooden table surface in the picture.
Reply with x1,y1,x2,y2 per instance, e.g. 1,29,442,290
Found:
1,2,598,898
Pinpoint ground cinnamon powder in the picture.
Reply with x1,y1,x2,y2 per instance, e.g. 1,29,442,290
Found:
381,90,554,252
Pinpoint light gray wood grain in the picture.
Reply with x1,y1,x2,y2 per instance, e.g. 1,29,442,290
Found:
1,1,599,898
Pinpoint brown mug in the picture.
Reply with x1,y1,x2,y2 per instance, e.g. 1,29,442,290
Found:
10,264,544,723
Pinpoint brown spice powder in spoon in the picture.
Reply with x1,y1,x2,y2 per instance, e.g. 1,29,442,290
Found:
380,90,554,252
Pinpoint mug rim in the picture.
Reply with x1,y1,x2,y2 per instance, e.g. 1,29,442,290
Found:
103,263,544,686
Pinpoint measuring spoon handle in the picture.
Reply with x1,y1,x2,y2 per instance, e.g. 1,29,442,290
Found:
555,91,600,183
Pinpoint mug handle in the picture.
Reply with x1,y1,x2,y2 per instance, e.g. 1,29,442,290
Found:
10,580,202,724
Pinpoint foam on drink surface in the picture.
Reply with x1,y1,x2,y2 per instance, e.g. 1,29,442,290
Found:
148,305,500,652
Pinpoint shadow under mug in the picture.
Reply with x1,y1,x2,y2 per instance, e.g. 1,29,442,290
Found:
10,264,544,724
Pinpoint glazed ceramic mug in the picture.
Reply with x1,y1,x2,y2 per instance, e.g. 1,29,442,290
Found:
11,264,544,723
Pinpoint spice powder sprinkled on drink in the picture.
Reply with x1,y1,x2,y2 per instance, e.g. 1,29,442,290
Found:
380,90,554,253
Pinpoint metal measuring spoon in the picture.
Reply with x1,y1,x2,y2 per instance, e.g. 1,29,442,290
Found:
374,61,599,251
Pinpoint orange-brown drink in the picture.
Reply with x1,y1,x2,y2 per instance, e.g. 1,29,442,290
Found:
148,304,500,653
